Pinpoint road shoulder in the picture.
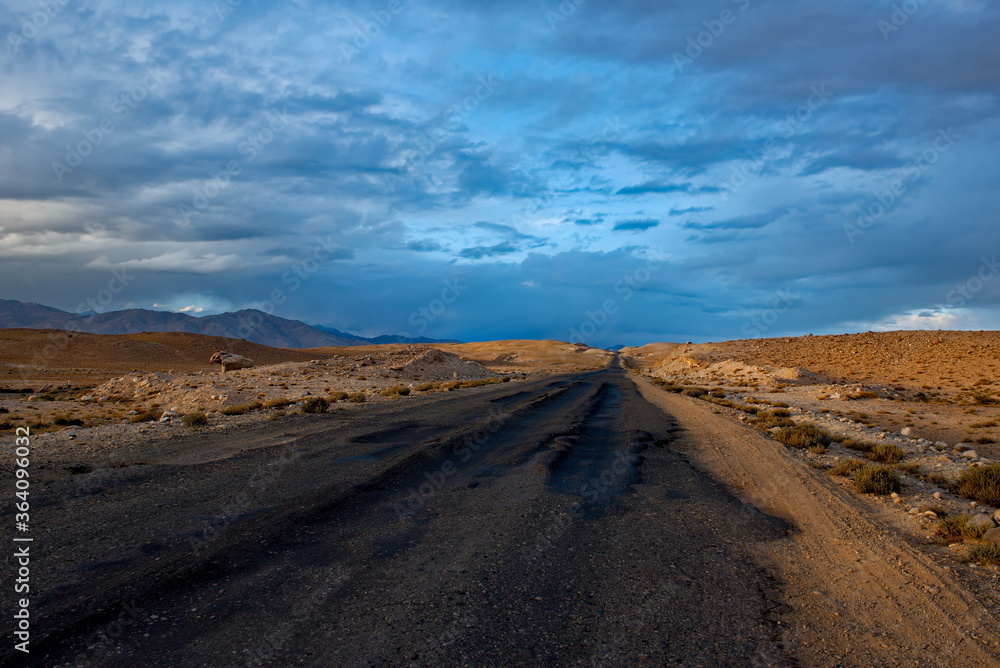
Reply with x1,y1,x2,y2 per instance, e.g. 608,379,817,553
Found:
632,374,1000,667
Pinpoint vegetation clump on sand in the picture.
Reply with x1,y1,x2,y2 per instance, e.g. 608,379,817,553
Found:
936,514,990,542
853,464,902,495
957,464,1000,506
182,412,209,430
301,397,330,413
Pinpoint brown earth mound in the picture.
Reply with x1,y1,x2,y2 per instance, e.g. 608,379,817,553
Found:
399,349,496,380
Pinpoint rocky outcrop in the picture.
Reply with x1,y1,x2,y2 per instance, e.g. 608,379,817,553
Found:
209,351,254,372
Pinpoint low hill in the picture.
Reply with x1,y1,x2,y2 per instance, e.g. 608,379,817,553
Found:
625,331,1000,404
307,339,614,372
0,328,330,388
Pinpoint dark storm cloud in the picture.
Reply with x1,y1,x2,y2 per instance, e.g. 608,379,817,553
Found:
1,0,997,342
613,219,660,232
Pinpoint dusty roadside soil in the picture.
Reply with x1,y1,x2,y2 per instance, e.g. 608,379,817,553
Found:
634,376,1000,667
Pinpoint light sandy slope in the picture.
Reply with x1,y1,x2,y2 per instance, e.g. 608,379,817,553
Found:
632,375,1000,667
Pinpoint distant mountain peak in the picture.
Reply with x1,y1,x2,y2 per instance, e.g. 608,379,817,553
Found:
0,299,460,349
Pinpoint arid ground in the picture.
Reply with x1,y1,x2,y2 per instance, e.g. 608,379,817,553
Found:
1,329,999,666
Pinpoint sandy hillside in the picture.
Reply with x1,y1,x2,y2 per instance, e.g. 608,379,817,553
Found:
623,330,1000,461
309,339,613,373
0,328,330,387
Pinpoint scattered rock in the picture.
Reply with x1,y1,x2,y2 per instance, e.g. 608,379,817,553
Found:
900,427,913,437
159,410,181,423
933,492,942,500
967,514,996,532
994,509,1000,524
954,443,969,453
983,528,1000,547
933,441,948,451
960,450,979,460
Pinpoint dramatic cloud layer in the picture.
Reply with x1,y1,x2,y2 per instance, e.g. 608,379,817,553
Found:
1,0,998,345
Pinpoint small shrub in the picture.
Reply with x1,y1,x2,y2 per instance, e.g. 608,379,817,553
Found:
380,385,411,397
268,410,286,421
263,397,294,409
829,458,866,477
974,437,996,445
0,407,8,414
680,387,708,398
182,412,209,430
956,465,1000,506
774,423,836,449
853,464,901,494
807,444,827,455
441,381,460,391
130,410,160,423
414,382,438,392
53,417,85,427
970,544,1000,567
347,392,366,403
328,391,349,402
750,411,795,430
301,397,330,414
869,443,905,464
840,438,873,453
936,514,991,542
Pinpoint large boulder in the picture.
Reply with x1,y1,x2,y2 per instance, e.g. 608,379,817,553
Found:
209,351,254,372
967,514,996,533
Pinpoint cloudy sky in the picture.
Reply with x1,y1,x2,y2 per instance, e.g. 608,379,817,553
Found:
1,0,998,346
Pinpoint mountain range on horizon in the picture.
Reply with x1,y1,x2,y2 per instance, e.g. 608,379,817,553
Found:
0,298,460,349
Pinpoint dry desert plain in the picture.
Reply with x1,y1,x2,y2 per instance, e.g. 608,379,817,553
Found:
2,328,1000,666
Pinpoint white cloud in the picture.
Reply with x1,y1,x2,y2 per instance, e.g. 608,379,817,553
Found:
86,250,242,274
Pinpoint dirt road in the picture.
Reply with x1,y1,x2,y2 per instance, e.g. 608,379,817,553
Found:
4,363,998,666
